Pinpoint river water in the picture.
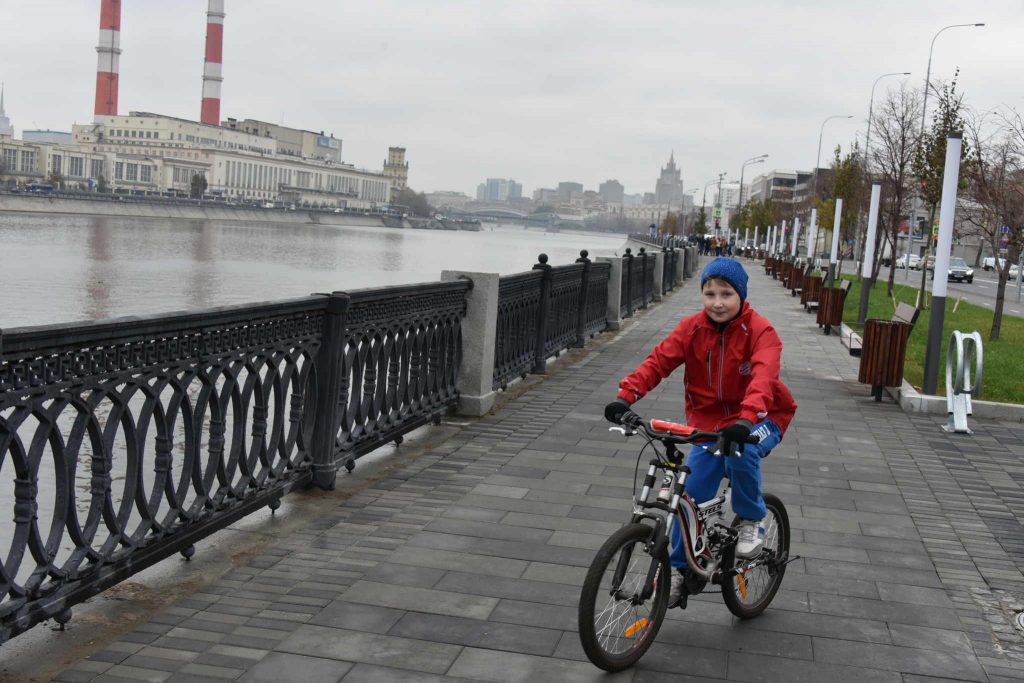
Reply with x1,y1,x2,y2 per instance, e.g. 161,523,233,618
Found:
0,213,628,329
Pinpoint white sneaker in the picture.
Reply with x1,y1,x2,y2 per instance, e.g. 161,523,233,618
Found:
735,518,766,559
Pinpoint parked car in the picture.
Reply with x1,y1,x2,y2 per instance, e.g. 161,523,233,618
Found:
895,254,922,269
982,256,1007,271
930,257,974,283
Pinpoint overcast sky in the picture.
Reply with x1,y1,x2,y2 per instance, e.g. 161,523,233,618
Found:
2,1,1021,200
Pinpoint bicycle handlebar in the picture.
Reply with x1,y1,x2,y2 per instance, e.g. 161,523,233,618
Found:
614,410,760,450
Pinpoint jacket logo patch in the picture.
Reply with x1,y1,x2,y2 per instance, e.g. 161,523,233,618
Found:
738,361,752,376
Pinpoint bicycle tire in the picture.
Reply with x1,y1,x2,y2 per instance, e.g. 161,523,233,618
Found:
578,523,669,672
721,492,790,619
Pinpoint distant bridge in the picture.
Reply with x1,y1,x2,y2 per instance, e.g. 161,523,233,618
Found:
452,207,584,226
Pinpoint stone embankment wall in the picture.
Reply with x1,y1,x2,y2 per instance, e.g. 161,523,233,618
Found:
0,194,404,228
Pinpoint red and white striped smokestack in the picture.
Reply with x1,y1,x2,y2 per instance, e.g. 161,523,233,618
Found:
200,0,225,125
94,0,122,117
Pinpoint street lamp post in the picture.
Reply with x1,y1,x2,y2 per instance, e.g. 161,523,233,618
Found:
907,22,984,279
737,154,768,219
864,72,911,176
861,72,910,274
701,173,726,234
813,115,854,199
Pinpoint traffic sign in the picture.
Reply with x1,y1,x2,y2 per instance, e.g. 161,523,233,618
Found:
1001,224,1010,234
712,207,723,219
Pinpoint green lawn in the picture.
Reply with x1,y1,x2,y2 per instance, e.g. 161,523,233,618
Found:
836,273,1024,404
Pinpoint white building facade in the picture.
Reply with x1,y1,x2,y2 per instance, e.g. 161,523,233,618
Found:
62,112,390,208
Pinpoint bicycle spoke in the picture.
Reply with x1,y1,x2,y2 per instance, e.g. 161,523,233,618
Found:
591,540,655,655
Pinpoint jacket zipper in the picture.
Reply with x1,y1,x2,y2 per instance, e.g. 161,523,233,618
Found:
718,330,728,416
706,351,712,387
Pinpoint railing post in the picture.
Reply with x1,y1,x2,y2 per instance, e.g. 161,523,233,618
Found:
623,248,634,318
652,250,664,302
532,253,553,374
310,292,350,490
639,247,649,308
597,256,623,331
573,250,591,347
441,270,498,416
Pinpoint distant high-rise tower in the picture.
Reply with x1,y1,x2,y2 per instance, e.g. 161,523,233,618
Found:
201,0,225,125
655,151,684,206
0,84,14,137
383,147,408,198
94,0,122,117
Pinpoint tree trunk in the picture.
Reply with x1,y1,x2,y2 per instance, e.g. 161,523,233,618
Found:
991,267,1005,341
916,206,937,310
973,240,985,268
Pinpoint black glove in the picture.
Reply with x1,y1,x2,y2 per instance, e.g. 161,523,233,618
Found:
604,398,631,424
719,420,753,456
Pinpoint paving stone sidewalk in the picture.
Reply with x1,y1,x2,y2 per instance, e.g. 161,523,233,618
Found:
51,260,1024,683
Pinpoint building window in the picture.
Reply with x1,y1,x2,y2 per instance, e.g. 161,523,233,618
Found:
126,163,138,181
69,157,84,177
140,165,152,183
51,155,63,175
20,150,36,173
4,148,18,171
90,159,104,178
115,161,124,180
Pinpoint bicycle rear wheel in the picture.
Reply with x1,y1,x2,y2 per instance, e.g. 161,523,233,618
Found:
721,492,790,619
578,523,669,672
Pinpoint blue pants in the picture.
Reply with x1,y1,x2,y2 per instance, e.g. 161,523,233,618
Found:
669,419,782,569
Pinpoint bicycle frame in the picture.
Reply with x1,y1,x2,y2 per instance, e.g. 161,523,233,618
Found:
629,455,730,583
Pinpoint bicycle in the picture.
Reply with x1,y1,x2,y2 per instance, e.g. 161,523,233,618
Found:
577,410,796,672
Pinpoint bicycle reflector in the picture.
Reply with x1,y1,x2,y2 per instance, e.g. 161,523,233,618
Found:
623,618,649,637
650,419,697,436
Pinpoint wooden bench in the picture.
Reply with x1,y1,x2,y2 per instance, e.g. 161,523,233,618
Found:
857,302,920,401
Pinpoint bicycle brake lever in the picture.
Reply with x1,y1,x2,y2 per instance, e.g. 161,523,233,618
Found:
608,426,634,436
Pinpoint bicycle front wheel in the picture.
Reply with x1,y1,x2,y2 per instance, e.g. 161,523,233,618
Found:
578,523,669,672
721,492,790,619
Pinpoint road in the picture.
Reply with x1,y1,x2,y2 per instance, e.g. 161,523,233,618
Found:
890,266,1024,317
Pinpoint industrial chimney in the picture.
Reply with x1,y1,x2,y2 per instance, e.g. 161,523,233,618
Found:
200,0,225,125
94,0,122,117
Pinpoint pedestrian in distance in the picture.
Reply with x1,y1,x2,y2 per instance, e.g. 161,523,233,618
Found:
604,257,797,607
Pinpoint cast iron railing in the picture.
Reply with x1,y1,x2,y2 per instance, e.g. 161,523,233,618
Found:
582,260,611,340
331,283,466,469
663,248,678,293
0,297,326,642
0,279,470,643
492,251,611,390
0,246,673,643
492,270,544,389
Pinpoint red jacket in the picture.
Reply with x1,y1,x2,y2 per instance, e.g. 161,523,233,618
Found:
616,302,797,434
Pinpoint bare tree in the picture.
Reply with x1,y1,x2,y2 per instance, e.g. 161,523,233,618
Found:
963,110,1024,340
869,82,921,295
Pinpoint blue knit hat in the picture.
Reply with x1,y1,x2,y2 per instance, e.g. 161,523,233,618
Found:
700,257,748,302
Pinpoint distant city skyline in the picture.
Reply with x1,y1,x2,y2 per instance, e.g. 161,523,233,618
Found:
1,2,1019,196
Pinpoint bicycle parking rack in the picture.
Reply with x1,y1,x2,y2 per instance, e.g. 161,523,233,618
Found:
943,330,984,434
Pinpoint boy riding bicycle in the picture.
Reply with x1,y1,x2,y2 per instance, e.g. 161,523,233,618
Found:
605,257,797,607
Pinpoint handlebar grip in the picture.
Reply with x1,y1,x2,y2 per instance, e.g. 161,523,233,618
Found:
621,410,641,428
745,434,761,444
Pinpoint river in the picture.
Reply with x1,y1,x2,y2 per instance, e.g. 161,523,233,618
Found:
0,213,628,329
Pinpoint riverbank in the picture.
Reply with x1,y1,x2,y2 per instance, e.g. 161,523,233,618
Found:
0,194,480,231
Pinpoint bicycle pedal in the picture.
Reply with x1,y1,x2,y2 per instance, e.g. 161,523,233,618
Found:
667,593,688,610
